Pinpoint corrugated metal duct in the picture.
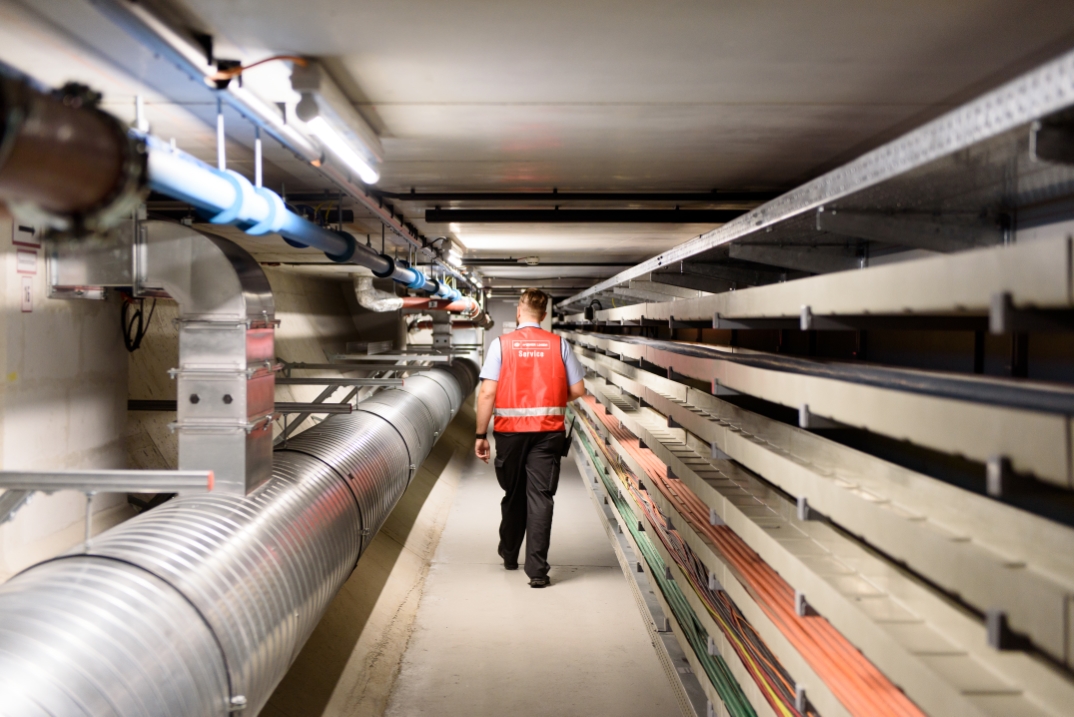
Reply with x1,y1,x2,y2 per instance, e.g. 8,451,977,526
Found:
0,360,478,717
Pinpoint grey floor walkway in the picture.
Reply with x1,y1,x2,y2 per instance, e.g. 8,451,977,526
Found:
385,442,681,717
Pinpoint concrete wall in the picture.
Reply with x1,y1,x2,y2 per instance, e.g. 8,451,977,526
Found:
0,214,132,582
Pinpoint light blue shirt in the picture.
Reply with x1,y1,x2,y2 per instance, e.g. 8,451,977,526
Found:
480,323,586,385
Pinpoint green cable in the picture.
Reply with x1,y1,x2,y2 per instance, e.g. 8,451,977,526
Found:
575,423,757,717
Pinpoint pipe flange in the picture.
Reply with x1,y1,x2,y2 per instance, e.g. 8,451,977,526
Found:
245,187,286,236
209,171,255,225
0,76,148,234
79,119,149,233
406,271,428,291
370,255,395,278
325,230,358,263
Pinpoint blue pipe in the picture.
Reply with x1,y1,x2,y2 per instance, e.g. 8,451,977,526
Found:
144,135,462,301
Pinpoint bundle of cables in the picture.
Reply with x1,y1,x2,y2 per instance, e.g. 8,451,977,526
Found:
577,395,927,717
574,425,758,717
579,414,812,717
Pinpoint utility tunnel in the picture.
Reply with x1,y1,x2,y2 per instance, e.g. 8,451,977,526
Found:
2,2,1074,717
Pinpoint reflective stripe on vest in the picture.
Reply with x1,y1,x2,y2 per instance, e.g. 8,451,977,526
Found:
493,326,568,433
494,407,567,417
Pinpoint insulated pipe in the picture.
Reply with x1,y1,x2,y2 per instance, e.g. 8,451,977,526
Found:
400,296,481,317
409,320,478,331
354,275,403,312
145,139,461,301
0,360,479,717
90,0,479,295
0,65,464,302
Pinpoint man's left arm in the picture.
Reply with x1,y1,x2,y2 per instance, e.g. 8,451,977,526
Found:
562,339,587,403
568,380,586,401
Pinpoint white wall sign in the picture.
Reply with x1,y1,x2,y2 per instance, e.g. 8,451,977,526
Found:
12,224,39,248
21,276,32,313
16,250,37,275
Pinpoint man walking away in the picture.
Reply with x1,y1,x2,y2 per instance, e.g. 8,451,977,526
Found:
475,289,586,587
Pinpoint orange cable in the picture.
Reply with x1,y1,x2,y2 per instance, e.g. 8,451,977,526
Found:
582,396,925,717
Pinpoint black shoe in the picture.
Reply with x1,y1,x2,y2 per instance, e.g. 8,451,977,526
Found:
498,548,519,571
529,576,551,588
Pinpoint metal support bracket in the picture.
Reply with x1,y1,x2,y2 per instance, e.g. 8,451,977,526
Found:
275,377,403,387
0,469,214,524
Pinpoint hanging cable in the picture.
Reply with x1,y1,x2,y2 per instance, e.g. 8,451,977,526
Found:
120,295,157,353
210,55,308,82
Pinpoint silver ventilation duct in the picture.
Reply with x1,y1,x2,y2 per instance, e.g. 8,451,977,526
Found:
0,360,479,717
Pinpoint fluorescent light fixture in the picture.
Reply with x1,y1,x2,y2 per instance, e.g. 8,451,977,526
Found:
305,115,379,184
447,248,463,267
293,62,383,185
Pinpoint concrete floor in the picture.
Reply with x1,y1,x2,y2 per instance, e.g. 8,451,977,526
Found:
384,439,681,717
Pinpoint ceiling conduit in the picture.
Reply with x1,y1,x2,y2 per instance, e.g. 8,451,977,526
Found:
0,359,478,716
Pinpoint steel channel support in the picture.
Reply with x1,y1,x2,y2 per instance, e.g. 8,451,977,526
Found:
0,469,213,494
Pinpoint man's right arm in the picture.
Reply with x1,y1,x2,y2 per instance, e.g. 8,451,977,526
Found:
568,380,586,402
475,338,502,463
474,379,497,463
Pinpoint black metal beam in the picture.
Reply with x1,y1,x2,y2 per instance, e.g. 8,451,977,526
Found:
374,190,778,203
462,259,634,266
425,209,748,224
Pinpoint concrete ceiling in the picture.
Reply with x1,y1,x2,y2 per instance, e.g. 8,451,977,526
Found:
7,0,1074,295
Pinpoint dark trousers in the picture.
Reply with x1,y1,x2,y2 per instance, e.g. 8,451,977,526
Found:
493,430,565,578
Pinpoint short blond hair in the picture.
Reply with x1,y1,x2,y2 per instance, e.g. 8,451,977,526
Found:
519,288,549,315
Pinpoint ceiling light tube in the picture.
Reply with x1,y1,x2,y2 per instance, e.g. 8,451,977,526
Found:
293,62,382,186
304,114,380,184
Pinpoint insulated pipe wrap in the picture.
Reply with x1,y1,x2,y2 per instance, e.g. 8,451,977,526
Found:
0,362,478,717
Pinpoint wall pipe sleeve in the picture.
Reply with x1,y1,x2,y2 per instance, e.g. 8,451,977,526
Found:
145,137,462,301
0,360,479,717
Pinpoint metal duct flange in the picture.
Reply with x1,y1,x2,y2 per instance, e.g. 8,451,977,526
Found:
0,557,228,716
421,367,468,415
398,374,455,433
358,392,438,477
276,412,411,550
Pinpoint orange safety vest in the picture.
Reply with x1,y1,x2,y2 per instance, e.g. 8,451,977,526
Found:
494,326,568,433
